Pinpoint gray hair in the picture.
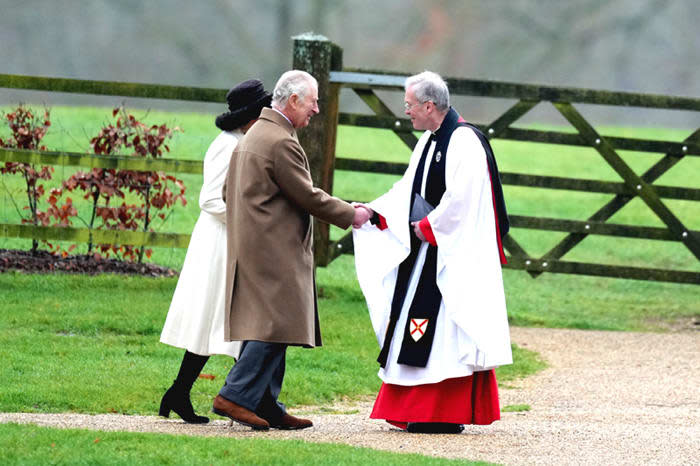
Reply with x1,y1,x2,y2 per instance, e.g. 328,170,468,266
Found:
271,70,317,108
405,71,450,111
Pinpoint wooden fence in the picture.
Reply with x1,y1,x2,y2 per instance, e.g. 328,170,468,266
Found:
0,75,215,250
294,37,700,285
1,34,699,284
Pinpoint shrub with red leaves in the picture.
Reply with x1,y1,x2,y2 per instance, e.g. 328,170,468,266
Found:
0,105,55,253
57,107,187,262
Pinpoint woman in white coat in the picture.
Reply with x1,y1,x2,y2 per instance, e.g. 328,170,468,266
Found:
159,80,272,423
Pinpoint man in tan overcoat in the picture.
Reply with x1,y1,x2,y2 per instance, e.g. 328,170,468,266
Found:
212,70,370,430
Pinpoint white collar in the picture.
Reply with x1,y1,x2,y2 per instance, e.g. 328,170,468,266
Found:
272,107,293,127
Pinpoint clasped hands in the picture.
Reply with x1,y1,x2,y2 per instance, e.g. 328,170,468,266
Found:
351,202,425,241
351,202,373,228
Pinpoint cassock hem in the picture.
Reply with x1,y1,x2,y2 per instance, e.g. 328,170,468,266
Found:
370,372,501,426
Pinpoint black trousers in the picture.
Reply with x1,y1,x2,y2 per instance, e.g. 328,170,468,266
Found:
218,341,287,421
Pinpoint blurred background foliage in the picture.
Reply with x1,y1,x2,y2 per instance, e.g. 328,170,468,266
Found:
1,0,699,126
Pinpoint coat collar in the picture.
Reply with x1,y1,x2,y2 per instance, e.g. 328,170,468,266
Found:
260,107,296,137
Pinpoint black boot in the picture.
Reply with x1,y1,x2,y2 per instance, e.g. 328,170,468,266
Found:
159,350,210,423
406,422,465,434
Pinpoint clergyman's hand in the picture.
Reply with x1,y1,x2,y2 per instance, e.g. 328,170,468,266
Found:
411,221,426,241
351,202,374,218
352,205,371,228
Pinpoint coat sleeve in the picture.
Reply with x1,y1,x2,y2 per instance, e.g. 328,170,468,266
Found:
273,137,355,229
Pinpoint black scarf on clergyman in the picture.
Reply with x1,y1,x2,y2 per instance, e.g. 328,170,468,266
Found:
376,109,510,369
459,122,509,240
376,108,459,368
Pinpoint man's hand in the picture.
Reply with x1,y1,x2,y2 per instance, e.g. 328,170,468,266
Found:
411,221,426,241
351,202,374,217
352,204,371,228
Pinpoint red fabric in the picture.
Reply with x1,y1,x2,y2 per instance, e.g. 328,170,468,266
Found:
378,214,388,231
418,216,437,246
370,371,501,428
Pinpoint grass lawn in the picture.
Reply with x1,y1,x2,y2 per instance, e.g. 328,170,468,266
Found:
1,104,697,410
0,264,544,415
1,104,698,463
0,265,527,465
0,423,489,466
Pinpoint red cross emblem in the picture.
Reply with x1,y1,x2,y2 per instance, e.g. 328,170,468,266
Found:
409,318,429,342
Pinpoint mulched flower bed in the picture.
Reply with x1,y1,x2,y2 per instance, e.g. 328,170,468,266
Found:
0,249,178,277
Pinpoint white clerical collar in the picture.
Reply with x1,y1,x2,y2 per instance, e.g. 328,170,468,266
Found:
272,107,293,127
430,111,450,135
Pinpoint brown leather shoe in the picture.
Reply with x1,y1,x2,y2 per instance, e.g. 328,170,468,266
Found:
268,413,313,430
212,395,270,431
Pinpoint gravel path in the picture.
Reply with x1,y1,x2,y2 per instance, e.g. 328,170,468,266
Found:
2,327,699,465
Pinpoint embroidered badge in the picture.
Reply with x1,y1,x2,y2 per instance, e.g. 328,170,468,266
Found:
435,151,442,162
410,318,429,342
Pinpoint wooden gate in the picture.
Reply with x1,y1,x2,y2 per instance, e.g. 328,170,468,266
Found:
292,35,700,285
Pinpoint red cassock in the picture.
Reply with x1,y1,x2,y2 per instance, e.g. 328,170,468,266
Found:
370,371,501,428
371,213,502,428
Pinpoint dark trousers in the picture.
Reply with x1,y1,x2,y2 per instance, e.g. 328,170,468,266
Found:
219,341,287,421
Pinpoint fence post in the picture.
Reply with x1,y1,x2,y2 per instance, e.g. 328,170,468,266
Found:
292,33,343,267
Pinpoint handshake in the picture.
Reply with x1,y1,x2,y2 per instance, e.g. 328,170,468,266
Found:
351,201,427,241
351,203,374,229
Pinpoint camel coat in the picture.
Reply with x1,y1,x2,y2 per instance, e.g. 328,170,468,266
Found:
223,108,355,347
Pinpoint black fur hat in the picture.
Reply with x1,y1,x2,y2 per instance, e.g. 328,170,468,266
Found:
215,79,272,131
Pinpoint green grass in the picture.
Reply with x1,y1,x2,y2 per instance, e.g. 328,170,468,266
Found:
501,404,530,413
1,105,698,401
0,423,489,466
2,105,699,271
1,103,697,464
502,268,699,330
1,104,698,417
0,267,538,415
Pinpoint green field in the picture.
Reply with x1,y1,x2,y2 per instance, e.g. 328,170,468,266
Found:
1,104,698,464
2,105,699,272
0,423,488,466
1,103,697,401
1,104,697,325
0,262,546,414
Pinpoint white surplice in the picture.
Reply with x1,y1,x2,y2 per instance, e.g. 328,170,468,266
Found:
353,127,512,386
160,130,242,358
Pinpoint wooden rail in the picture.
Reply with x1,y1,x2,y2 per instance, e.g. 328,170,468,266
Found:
319,50,700,284
1,35,698,284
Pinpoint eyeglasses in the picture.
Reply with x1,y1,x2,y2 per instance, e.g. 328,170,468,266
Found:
404,100,428,112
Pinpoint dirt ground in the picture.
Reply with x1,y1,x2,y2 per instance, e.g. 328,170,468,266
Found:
2,326,698,465
0,248,177,276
